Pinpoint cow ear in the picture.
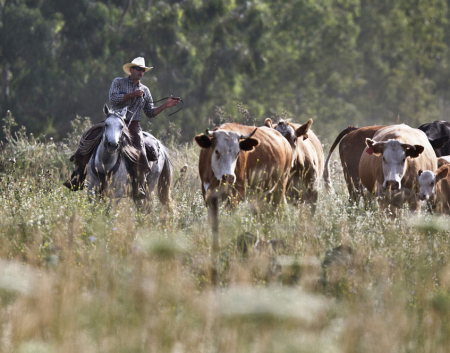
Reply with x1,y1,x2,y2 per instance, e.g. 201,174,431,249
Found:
417,169,423,181
405,144,425,158
264,118,273,129
365,138,383,155
194,134,212,149
430,136,450,149
240,138,260,152
295,119,312,139
103,104,110,116
436,166,450,183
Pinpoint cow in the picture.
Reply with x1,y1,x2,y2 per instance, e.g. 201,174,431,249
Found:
359,124,437,214
323,125,385,201
194,123,293,251
418,120,450,157
438,156,450,167
264,118,324,209
417,165,450,215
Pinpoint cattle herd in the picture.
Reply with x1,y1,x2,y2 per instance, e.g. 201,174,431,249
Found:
194,120,450,238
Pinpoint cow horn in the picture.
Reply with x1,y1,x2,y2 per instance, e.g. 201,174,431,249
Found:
240,128,257,139
205,128,214,137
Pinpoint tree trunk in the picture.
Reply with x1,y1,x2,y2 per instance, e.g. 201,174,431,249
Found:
1,64,10,105
118,0,132,31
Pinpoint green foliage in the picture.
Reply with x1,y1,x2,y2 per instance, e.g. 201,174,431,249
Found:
1,0,450,143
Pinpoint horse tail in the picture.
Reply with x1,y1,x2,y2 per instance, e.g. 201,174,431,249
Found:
157,145,173,206
323,125,359,191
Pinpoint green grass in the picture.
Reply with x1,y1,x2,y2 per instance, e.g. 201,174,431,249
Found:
1,117,450,352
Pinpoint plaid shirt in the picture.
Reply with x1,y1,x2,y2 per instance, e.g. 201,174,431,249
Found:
109,77,155,121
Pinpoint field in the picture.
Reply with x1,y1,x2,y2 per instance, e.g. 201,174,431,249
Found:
1,115,450,353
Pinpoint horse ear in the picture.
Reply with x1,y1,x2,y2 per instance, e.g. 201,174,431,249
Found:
120,107,127,118
103,104,110,116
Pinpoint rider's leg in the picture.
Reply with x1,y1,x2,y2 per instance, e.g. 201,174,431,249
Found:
64,125,103,191
63,164,87,191
128,121,152,199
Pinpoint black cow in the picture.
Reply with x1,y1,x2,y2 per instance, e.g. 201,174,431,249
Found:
418,121,450,157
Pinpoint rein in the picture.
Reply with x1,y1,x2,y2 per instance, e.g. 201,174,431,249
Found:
153,96,184,117
90,144,122,192
126,96,184,128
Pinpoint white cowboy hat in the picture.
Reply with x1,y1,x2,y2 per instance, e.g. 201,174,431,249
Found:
123,57,153,75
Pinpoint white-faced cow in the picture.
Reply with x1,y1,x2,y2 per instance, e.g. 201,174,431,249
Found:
194,123,292,250
323,125,385,201
359,124,437,214
264,118,324,209
417,165,450,215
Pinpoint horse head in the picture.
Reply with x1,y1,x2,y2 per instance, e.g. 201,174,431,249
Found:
103,104,127,154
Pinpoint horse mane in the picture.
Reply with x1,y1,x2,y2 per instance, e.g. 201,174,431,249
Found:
78,118,140,162
120,124,140,162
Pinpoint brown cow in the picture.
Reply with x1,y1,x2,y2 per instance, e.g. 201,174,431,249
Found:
359,124,437,213
194,123,293,250
264,118,324,208
417,164,450,215
323,125,385,201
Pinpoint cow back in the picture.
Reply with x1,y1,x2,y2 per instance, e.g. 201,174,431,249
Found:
222,124,293,189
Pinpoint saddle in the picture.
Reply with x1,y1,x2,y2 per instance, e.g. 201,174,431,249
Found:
89,132,160,193
142,131,160,163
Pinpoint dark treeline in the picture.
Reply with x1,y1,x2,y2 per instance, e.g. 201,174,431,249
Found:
1,0,450,142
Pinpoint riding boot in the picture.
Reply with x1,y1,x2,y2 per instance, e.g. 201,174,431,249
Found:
63,165,86,191
133,172,147,200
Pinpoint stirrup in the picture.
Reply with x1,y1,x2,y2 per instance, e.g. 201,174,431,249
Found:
134,186,146,200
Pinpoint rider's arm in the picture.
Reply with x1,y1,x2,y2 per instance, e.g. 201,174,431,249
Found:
145,94,180,118
143,88,156,118
109,78,126,106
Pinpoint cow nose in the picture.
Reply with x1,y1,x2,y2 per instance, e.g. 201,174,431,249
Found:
386,180,399,190
222,174,236,184
418,193,428,201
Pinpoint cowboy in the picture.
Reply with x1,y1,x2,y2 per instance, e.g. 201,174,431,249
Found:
64,57,180,198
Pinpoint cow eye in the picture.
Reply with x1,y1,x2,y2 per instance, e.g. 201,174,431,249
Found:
430,182,434,187
382,157,386,163
215,150,220,158
402,158,406,163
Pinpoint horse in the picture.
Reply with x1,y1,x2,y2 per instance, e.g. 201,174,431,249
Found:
86,104,173,208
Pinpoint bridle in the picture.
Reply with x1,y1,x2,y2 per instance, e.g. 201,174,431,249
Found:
103,112,126,150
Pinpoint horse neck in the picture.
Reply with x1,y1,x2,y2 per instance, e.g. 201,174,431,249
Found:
95,135,121,172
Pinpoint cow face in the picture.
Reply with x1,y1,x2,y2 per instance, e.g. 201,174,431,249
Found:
417,170,437,201
417,167,449,200
194,129,260,184
366,138,425,191
274,119,297,148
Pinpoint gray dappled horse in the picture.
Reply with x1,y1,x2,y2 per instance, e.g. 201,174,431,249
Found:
86,104,173,209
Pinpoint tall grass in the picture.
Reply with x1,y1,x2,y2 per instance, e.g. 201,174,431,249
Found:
1,114,450,352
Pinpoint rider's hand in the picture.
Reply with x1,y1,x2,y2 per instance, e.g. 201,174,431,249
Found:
165,95,181,107
133,90,144,98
